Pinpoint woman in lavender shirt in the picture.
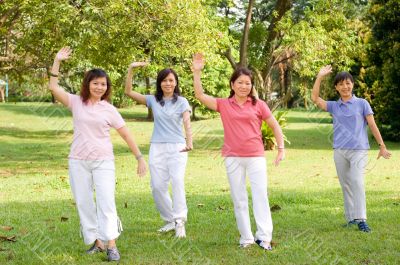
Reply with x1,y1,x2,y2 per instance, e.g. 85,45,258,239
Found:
311,65,391,232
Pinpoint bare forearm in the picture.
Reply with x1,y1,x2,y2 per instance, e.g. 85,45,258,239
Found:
183,115,192,144
193,70,204,99
311,77,322,102
125,68,134,95
368,120,385,146
273,126,284,148
49,59,61,91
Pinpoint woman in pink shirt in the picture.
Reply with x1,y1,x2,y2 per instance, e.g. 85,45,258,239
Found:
192,53,285,250
48,47,147,262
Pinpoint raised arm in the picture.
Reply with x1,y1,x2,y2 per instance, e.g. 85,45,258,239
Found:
311,65,332,111
117,126,147,177
49,47,72,107
192,53,217,111
365,114,391,159
264,115,285,166
124,62,148,105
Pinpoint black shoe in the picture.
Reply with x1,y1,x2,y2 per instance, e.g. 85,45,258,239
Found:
358,221,371,233
255,239,272,251
342,219,358,228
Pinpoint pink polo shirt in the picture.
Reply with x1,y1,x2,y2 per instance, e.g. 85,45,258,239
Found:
68,94,125,160
216,97,272,157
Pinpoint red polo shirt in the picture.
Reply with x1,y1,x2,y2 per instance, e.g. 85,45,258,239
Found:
216,97,272,157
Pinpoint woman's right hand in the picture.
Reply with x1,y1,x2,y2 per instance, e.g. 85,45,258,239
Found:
192,53,205,72
129,62,149,69
55,47,72,61
317,65,332,79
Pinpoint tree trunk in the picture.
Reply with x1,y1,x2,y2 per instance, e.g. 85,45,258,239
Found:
238,0,255,68
192,104,197,120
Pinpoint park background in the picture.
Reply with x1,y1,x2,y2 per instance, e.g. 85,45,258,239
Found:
0,0,399,264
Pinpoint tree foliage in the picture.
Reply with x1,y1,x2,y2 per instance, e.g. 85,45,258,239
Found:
0,0,229,112
358,0,400,141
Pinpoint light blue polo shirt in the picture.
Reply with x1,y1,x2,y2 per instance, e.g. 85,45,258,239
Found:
145,95,191,143
327,95,373,150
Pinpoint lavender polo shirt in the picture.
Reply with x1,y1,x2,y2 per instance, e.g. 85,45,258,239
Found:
327,95,373,150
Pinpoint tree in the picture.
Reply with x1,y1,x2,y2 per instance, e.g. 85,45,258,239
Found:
214,0,365,109
359,0,400,141
0,0,229,114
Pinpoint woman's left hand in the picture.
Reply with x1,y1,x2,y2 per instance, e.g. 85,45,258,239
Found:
274,149,285,166
137,158,147,177
180,141,193,152
378,146,391,159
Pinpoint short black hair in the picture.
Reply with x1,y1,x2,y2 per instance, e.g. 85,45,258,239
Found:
333,72,354,86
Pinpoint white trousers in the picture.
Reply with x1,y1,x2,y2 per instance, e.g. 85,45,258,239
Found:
334,149,368,221
224,157,273,244
149,143,188,222
69,159,122,245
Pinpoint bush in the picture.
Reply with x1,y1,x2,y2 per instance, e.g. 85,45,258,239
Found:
261,111,291,150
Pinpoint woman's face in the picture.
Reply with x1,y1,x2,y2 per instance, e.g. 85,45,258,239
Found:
160,73,177,96
231,74,252,99
335,78,353,99
89,77,108,101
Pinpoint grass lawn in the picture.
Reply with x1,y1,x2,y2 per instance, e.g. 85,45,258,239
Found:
0,102,399,265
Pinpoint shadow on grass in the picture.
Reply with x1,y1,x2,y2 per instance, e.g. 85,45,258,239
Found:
0,102,71,118
284,127,334,150
1,189,399,264
0,127,72,139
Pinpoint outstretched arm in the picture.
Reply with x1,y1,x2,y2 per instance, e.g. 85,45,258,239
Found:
49,47,72,107
264,116,285,166
311,65,332,111
117,126,147,177
365,114,391,159
192,53,217,111
125,62,148,105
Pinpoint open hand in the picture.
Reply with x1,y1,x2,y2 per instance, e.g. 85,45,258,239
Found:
274,149,285,167
55,47,72,61
192,53,205,72
129,61,149,69
377,147,391,160
137,158,147,177
317,65,332,79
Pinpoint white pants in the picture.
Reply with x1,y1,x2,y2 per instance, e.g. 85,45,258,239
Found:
149,143,188,222
334,149,368,221
69,159,122,245
224,157,273,244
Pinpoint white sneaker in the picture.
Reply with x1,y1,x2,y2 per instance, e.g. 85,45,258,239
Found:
175,219,186,238
157,222,175,233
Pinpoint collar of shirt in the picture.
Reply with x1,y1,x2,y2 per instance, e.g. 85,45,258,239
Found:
338,95,356,105
228,96,252,106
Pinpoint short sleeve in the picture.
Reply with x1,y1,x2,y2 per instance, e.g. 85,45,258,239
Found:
180,97,192,114
145,95,154,108
109,106,126,129
362,99,374,116
259,100,272,120
215,98,223,113
68,94,80,111
327,101,334,113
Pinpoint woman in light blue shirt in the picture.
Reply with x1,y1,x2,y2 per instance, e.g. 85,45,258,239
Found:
311,65,391,232
125,62,192,238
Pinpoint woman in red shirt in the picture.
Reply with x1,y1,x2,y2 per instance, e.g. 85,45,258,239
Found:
192,53,284,250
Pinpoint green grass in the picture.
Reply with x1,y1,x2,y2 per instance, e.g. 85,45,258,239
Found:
0,102,399,265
